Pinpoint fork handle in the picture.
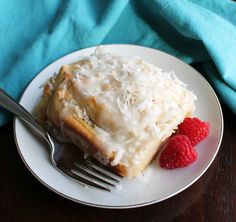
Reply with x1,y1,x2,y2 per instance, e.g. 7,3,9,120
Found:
0,88,48,138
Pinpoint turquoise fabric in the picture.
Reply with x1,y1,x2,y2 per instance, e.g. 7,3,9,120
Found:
0,0,236,125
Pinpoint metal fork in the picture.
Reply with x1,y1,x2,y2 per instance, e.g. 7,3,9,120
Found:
0,89,121,192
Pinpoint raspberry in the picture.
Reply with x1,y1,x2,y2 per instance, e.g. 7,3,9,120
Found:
159,135,197,169
178,117,210,146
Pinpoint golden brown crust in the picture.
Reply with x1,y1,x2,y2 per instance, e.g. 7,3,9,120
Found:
34,66,134,177
34,66,173,178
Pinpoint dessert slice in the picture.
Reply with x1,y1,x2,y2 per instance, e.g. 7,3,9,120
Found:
35,47,196,178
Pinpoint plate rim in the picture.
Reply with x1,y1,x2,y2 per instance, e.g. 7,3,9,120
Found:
13,44,224,209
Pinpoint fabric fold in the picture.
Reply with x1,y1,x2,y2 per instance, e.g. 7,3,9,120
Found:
0,0,236,125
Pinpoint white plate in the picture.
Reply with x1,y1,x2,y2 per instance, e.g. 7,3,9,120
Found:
14,44,223,209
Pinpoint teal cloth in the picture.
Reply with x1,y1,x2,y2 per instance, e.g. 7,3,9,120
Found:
1,0,236,126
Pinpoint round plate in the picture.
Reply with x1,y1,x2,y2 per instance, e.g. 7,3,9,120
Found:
14,44,223,208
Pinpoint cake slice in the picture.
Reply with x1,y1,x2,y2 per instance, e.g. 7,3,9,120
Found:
35,47,196,178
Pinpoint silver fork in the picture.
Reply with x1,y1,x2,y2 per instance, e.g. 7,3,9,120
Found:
0,89,121,192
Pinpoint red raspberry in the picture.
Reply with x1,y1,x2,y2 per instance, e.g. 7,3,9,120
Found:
178,117,210,146
159,135,197,169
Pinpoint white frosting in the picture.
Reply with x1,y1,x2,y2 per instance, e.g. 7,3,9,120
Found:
62,47,197,167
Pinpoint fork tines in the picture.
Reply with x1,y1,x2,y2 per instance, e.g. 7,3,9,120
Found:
70,160,122,192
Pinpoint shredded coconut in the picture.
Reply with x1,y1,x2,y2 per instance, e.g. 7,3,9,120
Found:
62,47,197,167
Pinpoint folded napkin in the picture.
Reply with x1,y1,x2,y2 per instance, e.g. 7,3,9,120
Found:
1,0,236,126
